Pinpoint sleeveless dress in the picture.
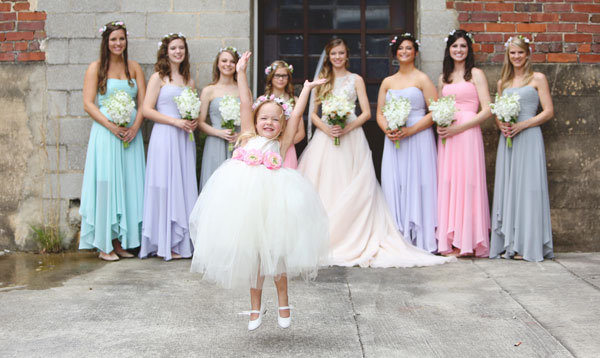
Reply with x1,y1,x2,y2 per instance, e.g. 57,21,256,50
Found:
298,74,455,268
199,96,240,190
139,85,198,260
437,82,490,257
79,79,145,253
490,85,553,261
381,87,438,253
189,136,329,289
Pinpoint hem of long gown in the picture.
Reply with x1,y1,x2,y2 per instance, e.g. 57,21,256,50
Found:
437,230,490,257
78,214,141,253
489,228,554,262
139,222,193,260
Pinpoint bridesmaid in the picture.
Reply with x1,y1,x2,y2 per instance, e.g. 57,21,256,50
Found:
376,33,438,253
139,33,198,260
436,30,491,257
198,47,241,189
263,60,305,168
490,36,554,261
80,21,146,261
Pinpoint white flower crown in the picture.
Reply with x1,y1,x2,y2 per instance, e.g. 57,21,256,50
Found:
252,94,293,119
265,62,293,76
389,33,421,47
219,46,240,57
444,29,475,43
504,35,532,51
98,21,129,36
157,32,186,49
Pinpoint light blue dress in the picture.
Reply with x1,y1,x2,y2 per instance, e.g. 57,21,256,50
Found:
199,96,240,190
490,85,553,261
79,79,145,253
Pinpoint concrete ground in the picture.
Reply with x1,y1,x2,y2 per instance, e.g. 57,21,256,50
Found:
1,252,599,357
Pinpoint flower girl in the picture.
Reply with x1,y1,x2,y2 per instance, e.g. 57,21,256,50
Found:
189,52,329,331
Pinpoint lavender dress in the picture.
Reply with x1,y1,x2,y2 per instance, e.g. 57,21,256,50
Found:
381,87,438,253
139,85,197,260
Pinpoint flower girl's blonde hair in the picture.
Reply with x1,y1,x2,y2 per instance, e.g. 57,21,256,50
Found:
236,100,287,146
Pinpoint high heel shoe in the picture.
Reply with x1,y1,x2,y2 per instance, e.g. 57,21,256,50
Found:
246,306,266,331
277,306,292,329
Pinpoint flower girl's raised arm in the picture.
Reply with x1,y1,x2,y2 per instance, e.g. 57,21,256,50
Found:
281,78,326,149
235,51,254,134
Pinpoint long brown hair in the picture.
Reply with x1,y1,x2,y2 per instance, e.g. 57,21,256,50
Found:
155,33,191,84
500,36,533,90
97,21,133,95
442,30,475,84
315,38,350,101
211,47,240,84
264,60,295,102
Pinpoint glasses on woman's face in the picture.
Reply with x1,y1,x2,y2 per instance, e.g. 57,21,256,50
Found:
274,74,289,79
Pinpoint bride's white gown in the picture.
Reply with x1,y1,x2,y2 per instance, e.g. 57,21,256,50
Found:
298,73,455,267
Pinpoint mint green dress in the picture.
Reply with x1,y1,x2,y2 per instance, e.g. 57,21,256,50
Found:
79,79,145,253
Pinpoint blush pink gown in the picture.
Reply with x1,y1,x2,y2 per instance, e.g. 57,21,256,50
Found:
437,81,490,256
283,146,298,169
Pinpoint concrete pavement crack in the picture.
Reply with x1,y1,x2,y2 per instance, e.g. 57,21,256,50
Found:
555,258,600,292
471,259,576,358
346,277,366,358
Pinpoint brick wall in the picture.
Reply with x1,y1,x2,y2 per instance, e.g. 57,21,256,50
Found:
0,0,45,62
448,0,600,63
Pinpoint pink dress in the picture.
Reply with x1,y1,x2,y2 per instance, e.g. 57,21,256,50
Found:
283,146,298,169
437,81,490,256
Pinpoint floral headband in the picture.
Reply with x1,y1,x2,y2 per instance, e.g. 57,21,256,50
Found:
252,94,293,119
98,21,129,35
505,35,532,51
157,32,186,49
265,62,293,76
445,29,475,43
389,33,421,47
219,46,240,57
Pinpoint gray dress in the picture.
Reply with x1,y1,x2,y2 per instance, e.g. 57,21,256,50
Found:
490,85,553,261
200,96,239,190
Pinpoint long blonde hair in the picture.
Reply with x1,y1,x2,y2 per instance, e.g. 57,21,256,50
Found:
315,38,350,101
236,101,286,145
500,36,533,90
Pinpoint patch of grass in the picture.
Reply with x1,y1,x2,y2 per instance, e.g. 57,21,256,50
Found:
30,224,64,253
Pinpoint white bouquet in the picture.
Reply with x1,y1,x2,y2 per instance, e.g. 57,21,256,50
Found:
321,93,355,145
490,92,521,148
103,90,135,148
382,96,411,148
219,95,241,152
429,95,458,145
174,87,201,141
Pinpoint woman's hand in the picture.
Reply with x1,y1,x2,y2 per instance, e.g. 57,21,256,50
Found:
329,125,343,138
508,121,526,138
385,128,401,142
217,128,236,142
497,121,511,137
173,118,196,134
437,123,464,139
397,126,415,140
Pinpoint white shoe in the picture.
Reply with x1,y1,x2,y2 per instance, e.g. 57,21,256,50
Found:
277,306,292,329
247,307,266,331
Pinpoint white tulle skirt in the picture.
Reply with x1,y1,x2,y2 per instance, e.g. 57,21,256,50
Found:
189,159,329,289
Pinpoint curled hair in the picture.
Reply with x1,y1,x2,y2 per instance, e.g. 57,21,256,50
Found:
211,48,240,84
264,60,295,103
390,33,419,57
315,38,350,101
97,21,133,95
500,36,533,90
236,100,286,145
443,30,475,84
155,34,191,84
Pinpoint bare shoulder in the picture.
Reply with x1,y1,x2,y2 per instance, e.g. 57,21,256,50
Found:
200,84,215,99
127,59,143,75
417,70,435,86
532,71,547,81
86,60,100,73
471,67,485,78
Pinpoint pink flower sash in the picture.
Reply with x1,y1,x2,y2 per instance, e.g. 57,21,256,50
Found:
232,147,282,170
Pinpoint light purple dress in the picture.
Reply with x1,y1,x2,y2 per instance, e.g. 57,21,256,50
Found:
139,85,198,260
381,87,438,253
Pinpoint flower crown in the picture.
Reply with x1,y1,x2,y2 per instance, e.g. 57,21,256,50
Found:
504,35,532,50
389,33,421,47
219,46,240,57
265,62,294,76
98,21,128,35
157,32,186,49
445,29,475,43
252,94,293,119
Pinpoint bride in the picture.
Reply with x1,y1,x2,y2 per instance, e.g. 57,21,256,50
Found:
298,38,454,267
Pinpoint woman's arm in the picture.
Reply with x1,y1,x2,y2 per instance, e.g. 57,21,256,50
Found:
197,85,235,141
142,72,195,133
342,75,371,134
495,80,511,138
508,72,554,138
82,61,121,139
376,77,400,142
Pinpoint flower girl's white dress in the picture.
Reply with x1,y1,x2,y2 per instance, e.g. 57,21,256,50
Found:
189,136,329,289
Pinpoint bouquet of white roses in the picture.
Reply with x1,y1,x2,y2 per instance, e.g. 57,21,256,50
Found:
174,87,201,141
490,92,521,148
321,93,355,145
219,95,241,152
429,95,458,145
103,90,135,148
382,96,411,148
